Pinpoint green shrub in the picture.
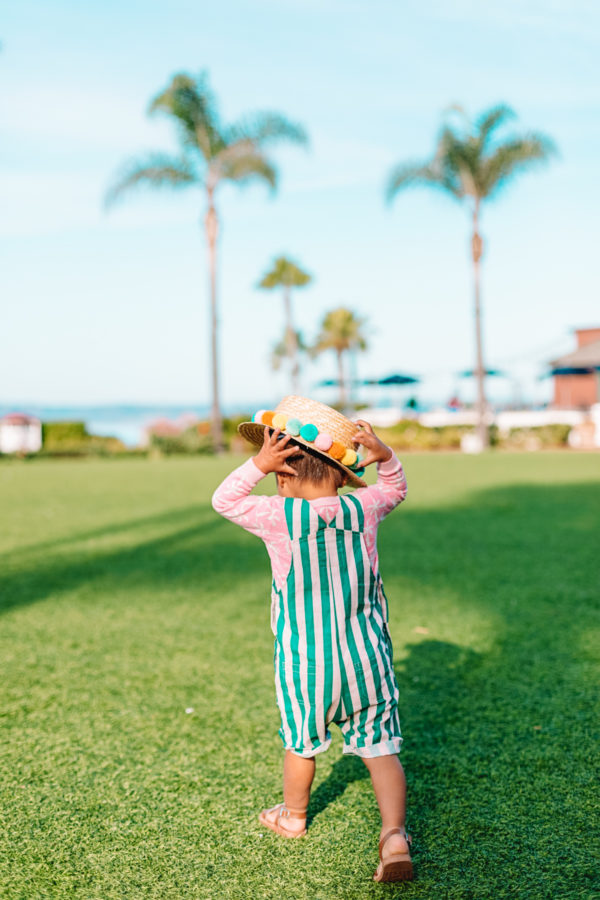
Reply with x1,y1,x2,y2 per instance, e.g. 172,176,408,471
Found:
149,424,214,456
506,424,571,449
377,420,469,451
41,421,127,456
223,414,252,439
42,421,88,448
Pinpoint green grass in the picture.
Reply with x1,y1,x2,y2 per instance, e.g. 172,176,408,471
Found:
1,452,598,899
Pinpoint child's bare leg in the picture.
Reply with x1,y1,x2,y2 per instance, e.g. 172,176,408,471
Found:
363,755,410,864
260,751,315,835
284,750,315,810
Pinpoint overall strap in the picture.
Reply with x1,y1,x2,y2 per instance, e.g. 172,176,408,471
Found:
339,493,365,533
284,497,323,540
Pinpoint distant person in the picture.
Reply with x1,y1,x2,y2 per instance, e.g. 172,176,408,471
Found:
212,397,412,883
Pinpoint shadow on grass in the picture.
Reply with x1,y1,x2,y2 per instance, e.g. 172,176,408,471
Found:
2,478,598,894
308,754,368,826
4,480,596,619
302,481,598,894
0,507,262,614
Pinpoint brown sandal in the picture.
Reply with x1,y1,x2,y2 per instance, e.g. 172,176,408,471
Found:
258,803,307,838
373,828,413,882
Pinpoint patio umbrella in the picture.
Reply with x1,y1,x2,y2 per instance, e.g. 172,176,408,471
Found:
364,374,420,386
361,374,420,411
459,368,505,378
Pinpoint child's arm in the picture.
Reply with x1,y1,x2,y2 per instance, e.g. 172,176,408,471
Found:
211,428,297,538
352,419,407,523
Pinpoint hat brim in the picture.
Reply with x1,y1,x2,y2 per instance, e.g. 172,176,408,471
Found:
238,421,367,489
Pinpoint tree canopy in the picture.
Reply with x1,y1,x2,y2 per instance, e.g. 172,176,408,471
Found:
386,103,556,209
106,72,308,206
312,307,368,356
258,256,312,290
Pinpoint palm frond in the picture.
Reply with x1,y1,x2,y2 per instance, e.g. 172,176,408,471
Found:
479,133,557,198
312,307,368,354
475,103,516,148
149,72,224,161
258,256,312,289
270,337,287,371
104,153,198,208
441,135,483,198
443,103,471,129
227,112,309,149
386,102,556,209
270,328,307,371
216,149,278,191
386,160,462,204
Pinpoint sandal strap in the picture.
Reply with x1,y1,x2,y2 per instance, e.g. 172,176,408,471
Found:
378,827,409,860
278,804,307,820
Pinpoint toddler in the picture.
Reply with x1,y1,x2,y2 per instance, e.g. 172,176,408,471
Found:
212,398,413,882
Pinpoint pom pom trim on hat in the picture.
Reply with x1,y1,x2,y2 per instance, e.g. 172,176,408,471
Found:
300,423,318,442
341,448,357,467
250,407,363,478
329,441,346,460
314,432,333,451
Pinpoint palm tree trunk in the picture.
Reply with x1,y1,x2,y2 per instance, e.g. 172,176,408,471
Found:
337,349,347,410
205,196,224,453
471,201,488,449
283,286,299,394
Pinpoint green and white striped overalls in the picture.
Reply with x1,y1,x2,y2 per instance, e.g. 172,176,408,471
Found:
271,494,402,758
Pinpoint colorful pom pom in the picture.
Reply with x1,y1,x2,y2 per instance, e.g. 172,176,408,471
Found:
341,448,358,467
314,431,333,451
286,418,302,436
354,467,365,477
300,423,318,442
252,409,267,424
262,411,275,427
329,441,346,460
272,412,287,430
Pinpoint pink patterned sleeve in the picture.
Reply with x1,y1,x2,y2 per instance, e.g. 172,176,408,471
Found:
353,452,407,570
211,458,293,589
211,458,286,539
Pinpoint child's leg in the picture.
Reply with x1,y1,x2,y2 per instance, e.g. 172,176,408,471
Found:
259,751,315,836
363,754,406,835
363,754,412,881
284,750,315,810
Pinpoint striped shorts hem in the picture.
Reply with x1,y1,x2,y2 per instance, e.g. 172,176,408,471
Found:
342,736,403,758
282,739,333,759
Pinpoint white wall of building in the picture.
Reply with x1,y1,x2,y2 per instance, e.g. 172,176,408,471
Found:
0,421,42,453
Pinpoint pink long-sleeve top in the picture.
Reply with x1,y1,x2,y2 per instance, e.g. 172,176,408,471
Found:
211,453,407,590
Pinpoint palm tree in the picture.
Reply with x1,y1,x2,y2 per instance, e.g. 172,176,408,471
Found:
106,72,308,451
258,256,312,392
386,104,556,448
270,328,309,378
312,307,368,410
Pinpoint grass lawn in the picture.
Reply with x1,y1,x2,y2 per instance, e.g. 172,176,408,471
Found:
1,452,598,899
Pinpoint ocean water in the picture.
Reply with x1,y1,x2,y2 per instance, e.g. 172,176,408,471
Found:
0,405,253,447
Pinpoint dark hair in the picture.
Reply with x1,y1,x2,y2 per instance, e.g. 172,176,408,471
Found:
280,442,347,488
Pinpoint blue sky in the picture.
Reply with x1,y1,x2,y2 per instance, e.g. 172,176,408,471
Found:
2,0,599,409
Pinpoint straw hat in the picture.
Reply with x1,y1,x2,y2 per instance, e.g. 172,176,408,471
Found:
238,395,367,488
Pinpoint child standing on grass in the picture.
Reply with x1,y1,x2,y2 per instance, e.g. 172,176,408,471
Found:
212,397,413,883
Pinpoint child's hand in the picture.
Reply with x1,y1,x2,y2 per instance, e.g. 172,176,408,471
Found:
352,419,393,467
254,428,298,475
